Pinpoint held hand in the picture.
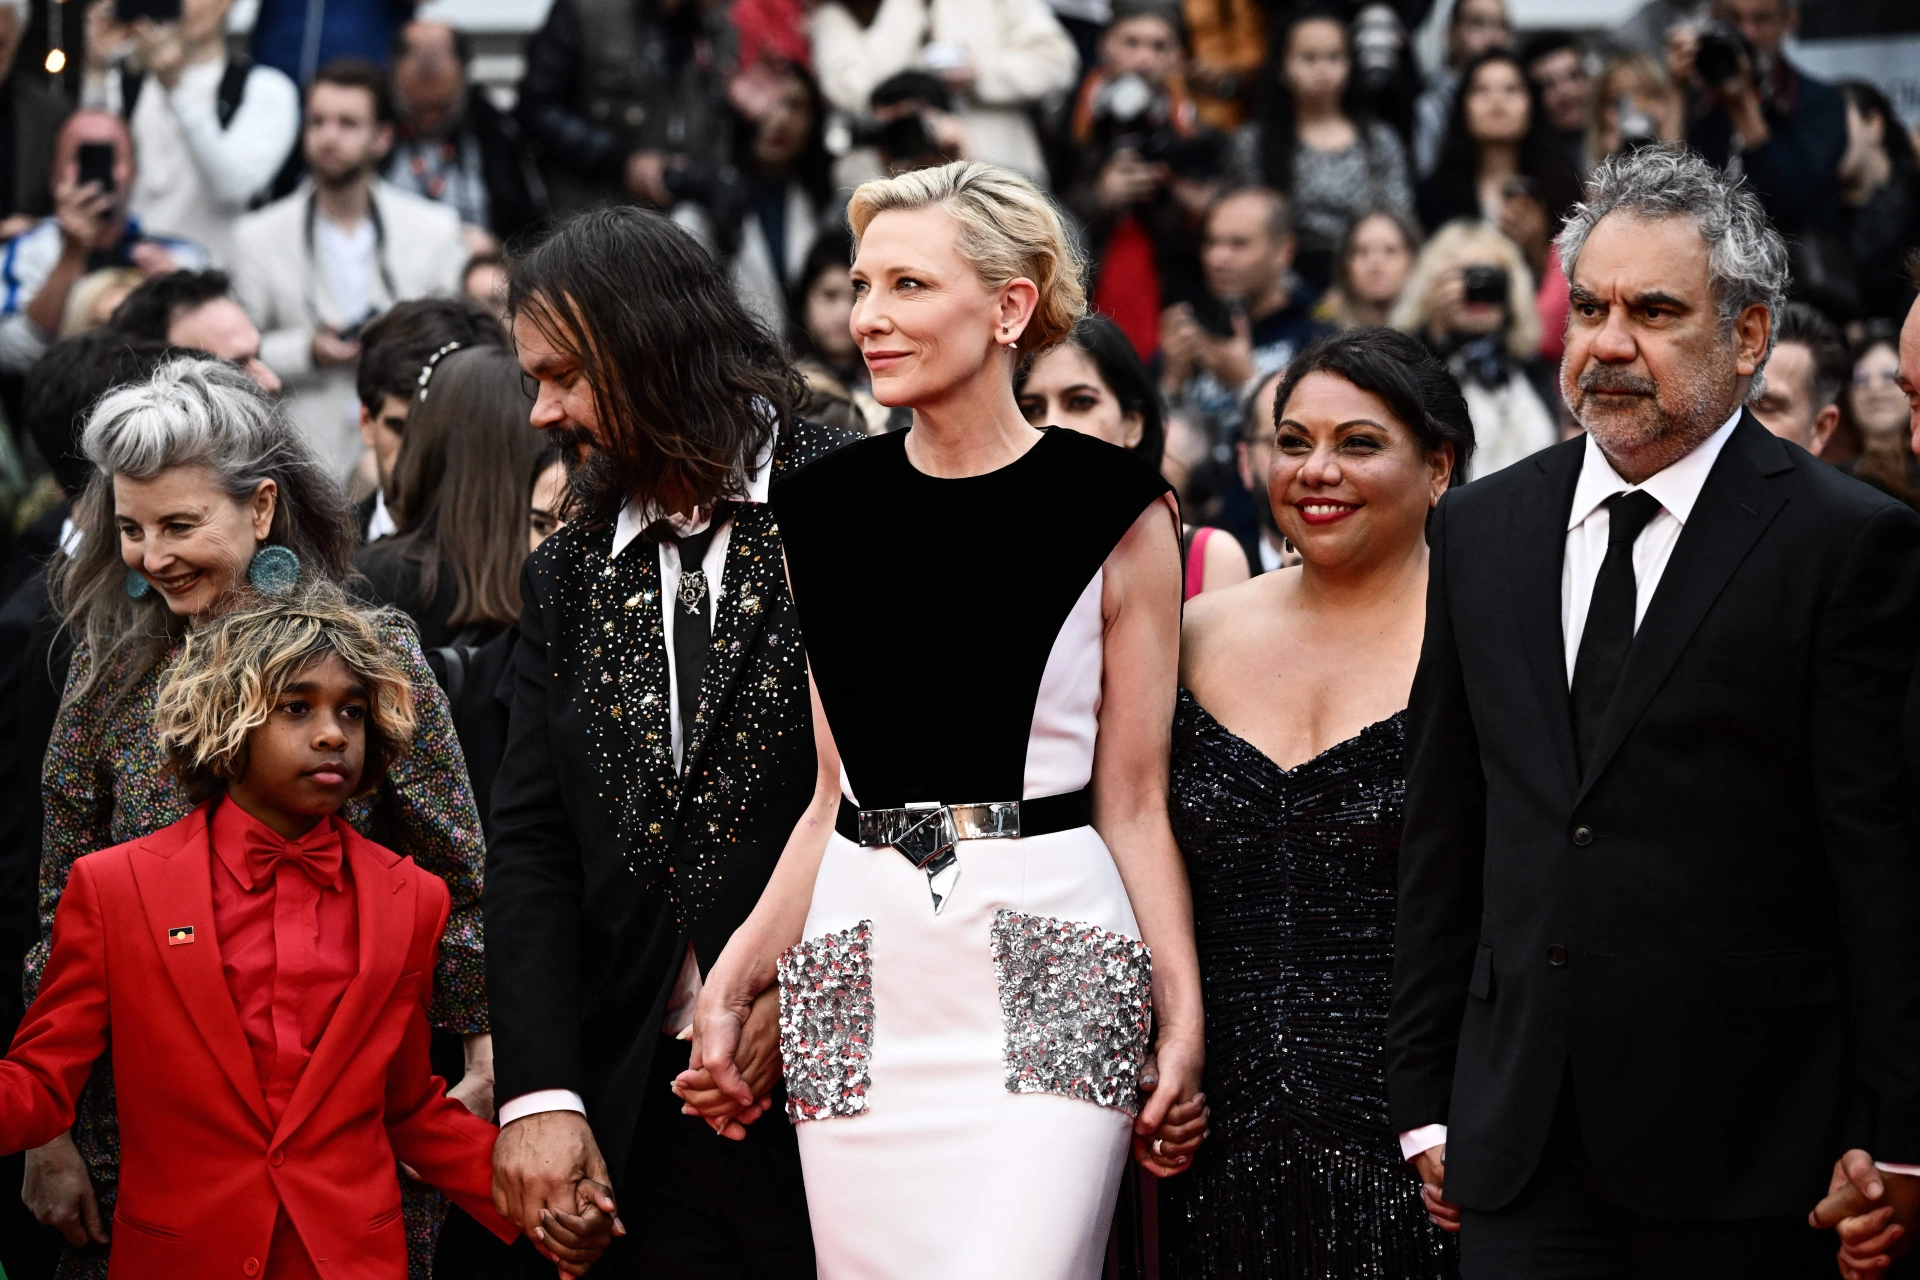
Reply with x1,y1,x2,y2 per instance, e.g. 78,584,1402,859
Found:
1197,311,1255,390
132,18,187,88
1158,305,1202,390
536,1178,621,1276
24,1131,107,1247
682,969,762,1128
674,985,782,1139
624,151,671,208
311,329,361,367
1497,193,1550,277
1413,1145,1462,1233
1096,149,1166,211
52,178,113,251
492,1110,624,1268
1811,1151,1920,1278
1131,1031,1205,1178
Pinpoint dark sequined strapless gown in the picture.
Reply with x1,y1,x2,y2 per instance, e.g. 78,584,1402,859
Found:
1162,690,1457,1279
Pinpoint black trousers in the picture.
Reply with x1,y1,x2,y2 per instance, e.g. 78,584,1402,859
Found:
594,1035,815,1280
1459,1078,1833,1280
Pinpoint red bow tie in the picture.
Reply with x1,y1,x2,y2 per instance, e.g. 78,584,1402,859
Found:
242,822,344,890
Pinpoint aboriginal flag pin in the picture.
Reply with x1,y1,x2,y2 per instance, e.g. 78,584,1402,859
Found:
168,926,194,946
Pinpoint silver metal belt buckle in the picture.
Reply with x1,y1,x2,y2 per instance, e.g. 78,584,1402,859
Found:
891,801,957,870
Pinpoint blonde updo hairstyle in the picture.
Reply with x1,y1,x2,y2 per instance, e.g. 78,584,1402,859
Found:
846,161,1087,363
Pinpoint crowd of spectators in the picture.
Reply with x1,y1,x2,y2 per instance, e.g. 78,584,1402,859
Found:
0,0,1912,615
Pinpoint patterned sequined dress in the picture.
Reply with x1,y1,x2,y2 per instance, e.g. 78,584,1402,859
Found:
1162,692,1457,1279
769,428,1174,1280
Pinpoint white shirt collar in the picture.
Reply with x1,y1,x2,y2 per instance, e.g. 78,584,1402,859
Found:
610,423,778,559
1566,407,1743,533
365,489,396,542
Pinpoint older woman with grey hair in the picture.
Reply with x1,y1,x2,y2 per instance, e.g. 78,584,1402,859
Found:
34,357,491,1279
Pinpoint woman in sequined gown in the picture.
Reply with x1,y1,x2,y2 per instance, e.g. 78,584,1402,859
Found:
1162,329,1475,1278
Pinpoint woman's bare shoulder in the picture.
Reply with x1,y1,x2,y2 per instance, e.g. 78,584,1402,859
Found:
1179,569,1295,682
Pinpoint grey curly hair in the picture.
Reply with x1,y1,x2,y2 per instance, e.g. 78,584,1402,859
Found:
51,357,358,702
1556,147,1789,400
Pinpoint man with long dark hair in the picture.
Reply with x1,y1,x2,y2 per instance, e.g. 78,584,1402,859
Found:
487,205,850,1277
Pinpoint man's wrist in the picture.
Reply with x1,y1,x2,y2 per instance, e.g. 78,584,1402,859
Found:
497,1089,587,1127
1400,1123,1448,1160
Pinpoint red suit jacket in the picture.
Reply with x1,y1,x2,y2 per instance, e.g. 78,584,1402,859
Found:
0,806,515,1277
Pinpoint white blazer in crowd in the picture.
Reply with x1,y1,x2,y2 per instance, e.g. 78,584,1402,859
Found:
809,0,1079,183
231,179,467,479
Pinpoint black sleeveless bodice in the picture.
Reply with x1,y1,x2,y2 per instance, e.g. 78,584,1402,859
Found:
1160,690,1456,1279
770,427,1170,808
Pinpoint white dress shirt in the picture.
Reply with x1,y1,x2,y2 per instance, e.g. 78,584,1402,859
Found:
1399,409,1920,1178
498,429,778,1130
1398,408,1742,1165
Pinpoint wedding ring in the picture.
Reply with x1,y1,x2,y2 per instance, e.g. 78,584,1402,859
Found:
1152,1138,1164,1157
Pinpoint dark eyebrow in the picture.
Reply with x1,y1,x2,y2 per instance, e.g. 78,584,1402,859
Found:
1275,417,1392,432
1627,290,1689,311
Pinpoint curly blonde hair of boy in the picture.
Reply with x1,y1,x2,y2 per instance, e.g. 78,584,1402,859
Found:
155,582,418,803
846,160,1087,361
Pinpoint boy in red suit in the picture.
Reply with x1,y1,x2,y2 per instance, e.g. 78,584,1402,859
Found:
0,585,615,1277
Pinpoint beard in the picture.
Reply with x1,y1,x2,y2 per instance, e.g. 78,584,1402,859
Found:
551,427,625,516
1563,343,1740,459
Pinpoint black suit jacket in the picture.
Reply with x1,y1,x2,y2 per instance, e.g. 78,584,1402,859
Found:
1388,412,1920,1219
485,421,852,1188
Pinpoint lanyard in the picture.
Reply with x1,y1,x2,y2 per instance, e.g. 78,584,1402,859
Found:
302,188,401,331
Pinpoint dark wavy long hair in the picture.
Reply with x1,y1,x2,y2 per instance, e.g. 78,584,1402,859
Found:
508,206,803,519
1254,7,1376,198
1430,48,1583,226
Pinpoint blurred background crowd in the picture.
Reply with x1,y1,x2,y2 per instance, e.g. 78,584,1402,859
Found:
0,0,1912,598
0,0,1908,1274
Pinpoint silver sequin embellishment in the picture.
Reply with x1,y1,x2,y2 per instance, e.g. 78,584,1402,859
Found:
777,920,875,1122
991,909,1152,1114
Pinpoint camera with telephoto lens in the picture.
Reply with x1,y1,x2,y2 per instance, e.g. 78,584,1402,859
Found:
1090,73,1225,181
1693,21,1754,87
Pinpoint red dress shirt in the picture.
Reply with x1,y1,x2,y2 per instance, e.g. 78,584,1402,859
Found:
209,800,360,1279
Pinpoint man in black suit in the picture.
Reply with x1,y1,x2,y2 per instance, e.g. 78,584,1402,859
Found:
486,206,849,1277
1387,146,1920,1277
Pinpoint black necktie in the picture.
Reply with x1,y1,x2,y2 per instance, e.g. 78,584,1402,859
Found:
1569,489,1663,774
650,502,736,761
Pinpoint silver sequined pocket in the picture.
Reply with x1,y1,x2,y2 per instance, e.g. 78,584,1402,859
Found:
990,909,1152,1114
777,920,875,1122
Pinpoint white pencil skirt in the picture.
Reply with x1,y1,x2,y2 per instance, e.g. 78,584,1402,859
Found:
778,824,1152,1280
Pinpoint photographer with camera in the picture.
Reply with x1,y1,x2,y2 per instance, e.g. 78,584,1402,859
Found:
672,61,834,331
1160,185,1328,439
809,0,1076,183
1670,0,1844,238
0,111,207,376
1389,218,1557,479
515,0,734,216
232,58,467,482
80,0,299,269
1063,0,1224,359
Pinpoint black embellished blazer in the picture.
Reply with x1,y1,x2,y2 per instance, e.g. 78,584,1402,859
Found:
485,420,854,1183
